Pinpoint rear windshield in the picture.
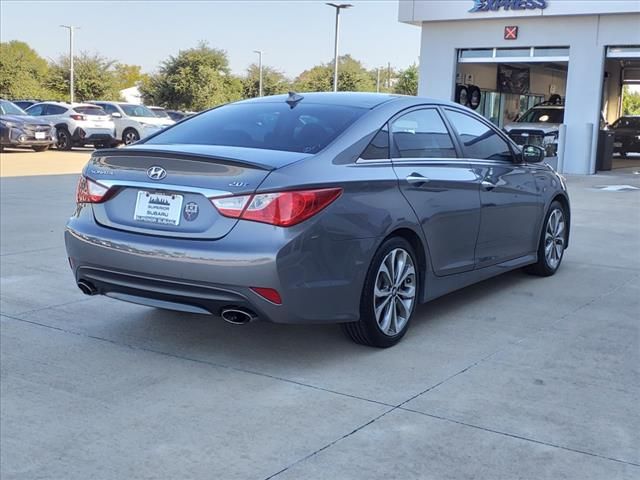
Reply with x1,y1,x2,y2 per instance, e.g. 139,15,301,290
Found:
518,108,564,124
145,102,366,154
612,117,640,129
121,104,155,117
151,108,170,118
74,106,108,116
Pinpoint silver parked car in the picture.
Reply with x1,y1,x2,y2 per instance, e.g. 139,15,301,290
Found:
65,93,570,347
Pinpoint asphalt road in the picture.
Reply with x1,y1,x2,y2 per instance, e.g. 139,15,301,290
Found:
1,150,639,479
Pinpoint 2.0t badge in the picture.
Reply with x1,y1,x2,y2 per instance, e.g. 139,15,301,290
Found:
183,202,199,221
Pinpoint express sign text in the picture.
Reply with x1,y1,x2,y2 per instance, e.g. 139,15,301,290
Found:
470,0,548,13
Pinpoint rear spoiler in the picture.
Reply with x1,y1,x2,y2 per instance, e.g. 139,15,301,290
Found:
92,147,274,171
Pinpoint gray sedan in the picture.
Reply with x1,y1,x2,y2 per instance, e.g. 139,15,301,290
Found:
65,92,570,347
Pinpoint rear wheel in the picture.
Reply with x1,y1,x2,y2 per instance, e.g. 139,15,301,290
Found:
123,128,139,145
32,145,49,152
342,237,418,348
525,201,567,277
56,128,72,151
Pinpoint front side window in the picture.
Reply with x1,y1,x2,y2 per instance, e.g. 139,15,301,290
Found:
390,109,456,159
445,109,514,162
146,102,366,154
361,126,389,160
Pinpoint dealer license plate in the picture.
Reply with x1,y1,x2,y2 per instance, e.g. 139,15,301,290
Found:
134,191,183,225
35,132,46,140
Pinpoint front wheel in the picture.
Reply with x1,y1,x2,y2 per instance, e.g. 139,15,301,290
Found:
525,201,567,277
342,237,419,348
122,128,140,145
56,128,72,151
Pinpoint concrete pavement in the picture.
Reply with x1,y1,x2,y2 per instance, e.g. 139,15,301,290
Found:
1,151,639,479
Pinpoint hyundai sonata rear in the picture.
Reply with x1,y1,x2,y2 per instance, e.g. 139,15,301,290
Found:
65,92,569,347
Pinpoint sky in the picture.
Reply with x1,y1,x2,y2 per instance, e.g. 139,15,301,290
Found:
0,0,421,78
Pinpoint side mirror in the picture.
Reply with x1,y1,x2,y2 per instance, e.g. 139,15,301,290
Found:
522,144,545,163
111,112,122,118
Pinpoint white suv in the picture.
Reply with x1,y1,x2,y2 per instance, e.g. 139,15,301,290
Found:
25,102,116,150
89,101,174,145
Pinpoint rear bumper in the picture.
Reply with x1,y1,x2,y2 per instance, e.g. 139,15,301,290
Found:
72,127,116,145
65,206,376,324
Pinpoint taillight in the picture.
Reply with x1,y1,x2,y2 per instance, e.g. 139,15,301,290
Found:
76,176,110,203
250,287,282,305
70,114,86,121
211,188,342,227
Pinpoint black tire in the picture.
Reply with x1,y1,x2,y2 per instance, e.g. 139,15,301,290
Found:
32,145,49,152
467,85,482,110
122,128,140,145
342,237,419,348
619,150,627,159
455,85,469,107
525,201,567,277
56,128,72,151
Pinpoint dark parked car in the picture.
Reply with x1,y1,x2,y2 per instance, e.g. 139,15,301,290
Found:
0,99,56,152
12,100,39,110
65,92,570,347
611,115,640,157
166,110,188,122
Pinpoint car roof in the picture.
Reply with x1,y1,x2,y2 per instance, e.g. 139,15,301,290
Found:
234,92,459,110
30,101,100,108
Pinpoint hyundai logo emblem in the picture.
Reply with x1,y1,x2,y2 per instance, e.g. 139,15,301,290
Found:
147,166,167,180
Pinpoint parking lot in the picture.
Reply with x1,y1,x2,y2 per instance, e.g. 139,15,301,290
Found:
1,150,639,479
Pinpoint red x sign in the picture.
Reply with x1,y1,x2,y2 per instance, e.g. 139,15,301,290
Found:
504,26,518,40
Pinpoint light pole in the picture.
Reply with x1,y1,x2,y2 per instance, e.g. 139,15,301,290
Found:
60,25,79,103
253,50,263,97
326,3,352,92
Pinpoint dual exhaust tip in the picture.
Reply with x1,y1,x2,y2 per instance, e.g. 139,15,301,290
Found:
220,308,257,325
77,280,256,325
77,280,98,296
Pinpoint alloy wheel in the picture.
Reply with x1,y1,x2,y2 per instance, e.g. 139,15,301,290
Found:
124,131,139,145
544,208,565,270
373,248,416,336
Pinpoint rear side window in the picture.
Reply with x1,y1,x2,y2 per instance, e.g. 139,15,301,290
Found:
391,109,456,159
361,126,389,160
44,105,67,115
74,106,107,116
146,102,366,154
445,109,513,162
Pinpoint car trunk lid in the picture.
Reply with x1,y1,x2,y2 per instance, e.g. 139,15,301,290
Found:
86,144,311,239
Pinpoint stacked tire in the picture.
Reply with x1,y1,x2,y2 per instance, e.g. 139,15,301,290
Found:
455,84,481,110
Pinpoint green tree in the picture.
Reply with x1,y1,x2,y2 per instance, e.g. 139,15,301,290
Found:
140,42,242,110
46,52,120,101
622,85,640,115
394,64,419,96
0,41,51,99
293,55,376,93
243,64,290,98
113,63,148,92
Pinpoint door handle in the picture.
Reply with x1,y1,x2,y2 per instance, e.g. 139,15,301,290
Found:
406,173,430,185
481,179,497,191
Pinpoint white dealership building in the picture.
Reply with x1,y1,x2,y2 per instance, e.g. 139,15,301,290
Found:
399,0,640,174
